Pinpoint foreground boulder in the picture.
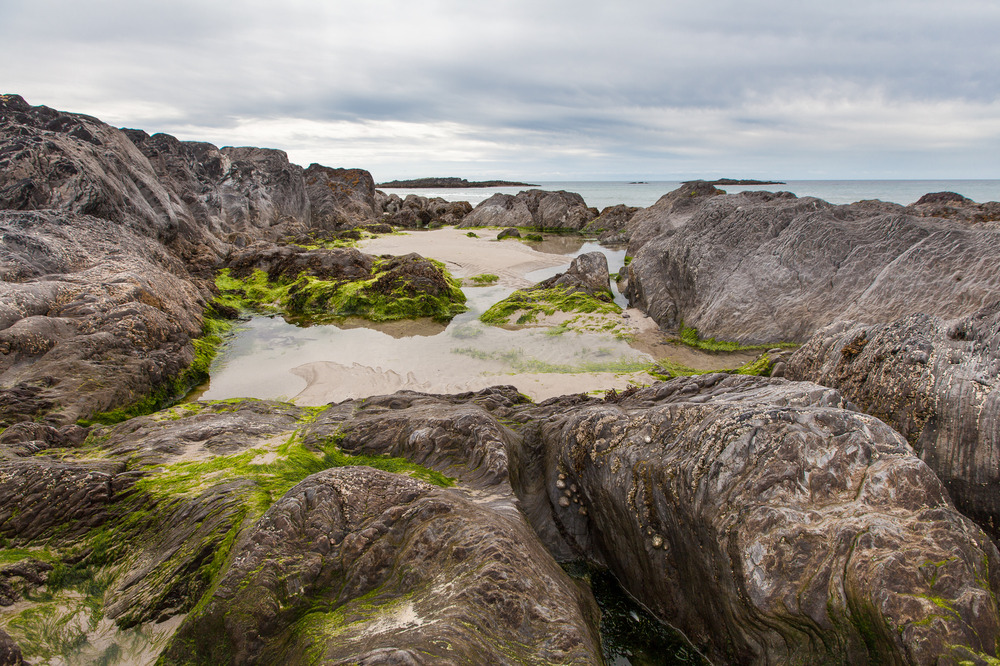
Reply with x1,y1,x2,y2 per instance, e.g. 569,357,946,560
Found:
786,300,1000,539
162,466,602,664
626,187,1000,344
517,374,1000,664
460,190,597,230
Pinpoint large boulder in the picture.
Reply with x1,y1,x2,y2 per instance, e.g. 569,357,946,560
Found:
0,209,208,427
786,300,1000,539
304,163,380,229
625,187,1000,344
626,180,724,251
516,374,1000,664
161,466,602,665
460,189,597,230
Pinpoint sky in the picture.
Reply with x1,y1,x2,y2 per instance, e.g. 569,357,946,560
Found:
2,0,999,181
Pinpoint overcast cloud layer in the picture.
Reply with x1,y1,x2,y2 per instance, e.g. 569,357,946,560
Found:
2,0,999,180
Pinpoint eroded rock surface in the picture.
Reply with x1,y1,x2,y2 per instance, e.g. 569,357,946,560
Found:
534,251,613,299
786,301,1000,540
626,186,1000,344
517,375,1000,664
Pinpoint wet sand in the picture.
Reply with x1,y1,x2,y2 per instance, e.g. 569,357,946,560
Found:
197,229,760,405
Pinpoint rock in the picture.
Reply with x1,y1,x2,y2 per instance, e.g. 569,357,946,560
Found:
625,186,1000,344
517,374,1000,664
225,243,375,283
125,130,311,245
625,181,725,252
785,300,1000,540
583,203,640,244
160,466,602,665
303,164,380,229
460,190,597,230
0,209,208,427
376,192,472,227
496,227,521,240
0,629,25,666
534,251,613,298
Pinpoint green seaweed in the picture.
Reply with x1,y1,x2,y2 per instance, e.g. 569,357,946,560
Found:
674,324,798,354
480,287,620,326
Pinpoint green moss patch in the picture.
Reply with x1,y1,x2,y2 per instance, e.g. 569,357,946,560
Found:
480,287,620,327
674,324,798,353
215,255,468,325
467,273,499,286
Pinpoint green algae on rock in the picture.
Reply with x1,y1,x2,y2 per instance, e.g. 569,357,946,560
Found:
216,250,467,324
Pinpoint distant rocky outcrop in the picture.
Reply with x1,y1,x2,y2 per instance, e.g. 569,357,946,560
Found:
459,189,598,230
376,176,536,188
625,186,1000,344
684,178,785,186
786,300,1000,540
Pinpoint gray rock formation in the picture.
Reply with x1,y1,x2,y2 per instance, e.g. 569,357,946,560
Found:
786,301,1000,540
583,203,640,244
460,189,597,230
626,186,1000,344
625,181,724,251
518,375,1000,664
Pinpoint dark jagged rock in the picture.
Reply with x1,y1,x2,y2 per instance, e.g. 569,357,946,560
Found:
515,374,1000,664
304,163,379,229
460,190,598,230
908,191,1000,224
785,300,1000,540
376,191,472,227
534,252,613,299
225,243,375,283
625,186,1000,344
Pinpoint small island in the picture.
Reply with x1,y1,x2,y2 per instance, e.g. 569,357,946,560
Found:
377,177,537,188
684,178,786,186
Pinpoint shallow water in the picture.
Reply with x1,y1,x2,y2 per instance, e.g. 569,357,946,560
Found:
193,239,646,404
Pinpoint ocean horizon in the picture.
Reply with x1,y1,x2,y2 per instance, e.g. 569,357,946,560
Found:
379,179,1000,210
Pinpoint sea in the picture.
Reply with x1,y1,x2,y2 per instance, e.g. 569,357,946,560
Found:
379,180,1000,210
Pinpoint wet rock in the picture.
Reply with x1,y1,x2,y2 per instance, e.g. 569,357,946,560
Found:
160,465,602,665
496,227,521,240
625,186,1000,344
460,190,597,230
516,375,1000,664
786,300,1000,540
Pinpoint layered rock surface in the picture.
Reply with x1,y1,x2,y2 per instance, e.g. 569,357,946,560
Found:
786,301,1000,539
625,186,1000,344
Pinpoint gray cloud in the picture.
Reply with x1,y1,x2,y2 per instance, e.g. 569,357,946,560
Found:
2,0,998,179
